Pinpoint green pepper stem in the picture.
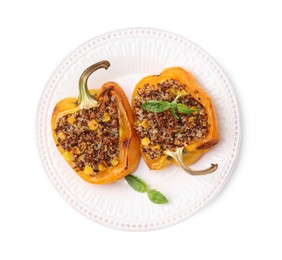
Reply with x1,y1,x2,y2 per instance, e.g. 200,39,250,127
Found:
165,147,218,175
78,60,111,109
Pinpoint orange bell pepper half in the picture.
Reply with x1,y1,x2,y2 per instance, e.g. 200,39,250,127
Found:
51,61,140,184
132,67,219,175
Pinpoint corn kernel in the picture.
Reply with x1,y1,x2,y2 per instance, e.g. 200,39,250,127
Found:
176,89,188,96
83,165,94,175
191,106,198,116
98,164,107,171
141,137,150,146
110,157,119,166
71,146,81,155
168,88,176,94
103,113,110,122
188,116,194,122
88,119,98,130
152,145,161,151
67,115,76,124
57,131,66,140
140,120,148,129
97,129,102,138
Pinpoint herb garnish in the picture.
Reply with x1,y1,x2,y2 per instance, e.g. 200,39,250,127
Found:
125,175,168,204
142,94,198,119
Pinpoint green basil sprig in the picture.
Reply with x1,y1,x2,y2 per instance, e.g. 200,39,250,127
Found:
142,94,198,119
125,175,168,204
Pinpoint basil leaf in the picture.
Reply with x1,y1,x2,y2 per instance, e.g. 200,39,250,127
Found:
171,105,179,119
142,94,197,120
142,100,171,113
147,189,168,204
177,103,198,115
125,176,169,205
125,175,149,193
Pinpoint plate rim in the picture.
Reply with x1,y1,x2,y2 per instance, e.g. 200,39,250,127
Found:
36,27,241,231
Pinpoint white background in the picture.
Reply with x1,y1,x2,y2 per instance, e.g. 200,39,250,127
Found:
1,0,281,259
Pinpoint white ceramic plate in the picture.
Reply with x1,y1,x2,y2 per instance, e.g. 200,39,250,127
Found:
36,28,240,231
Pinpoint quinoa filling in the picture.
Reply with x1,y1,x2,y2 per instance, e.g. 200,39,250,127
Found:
134,79,209,159
55,95,119,175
